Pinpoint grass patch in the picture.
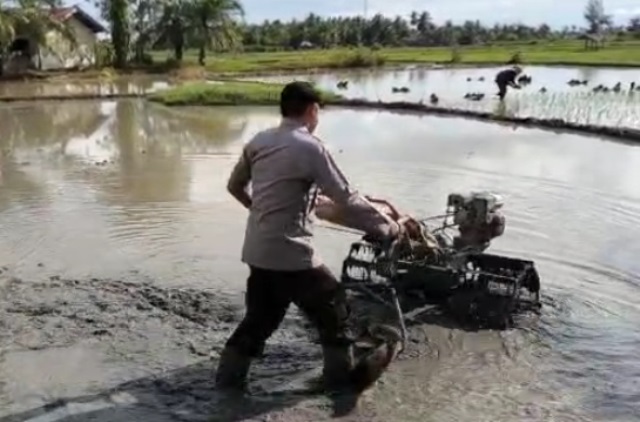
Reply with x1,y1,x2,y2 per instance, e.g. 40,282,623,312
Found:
146,40,640,74
150,48,387,74
148,80,342,106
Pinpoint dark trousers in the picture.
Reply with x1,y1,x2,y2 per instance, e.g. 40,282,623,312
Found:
224,265,352,358
496,81,508,100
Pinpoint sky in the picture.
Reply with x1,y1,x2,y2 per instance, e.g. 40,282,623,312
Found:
72,0,640,28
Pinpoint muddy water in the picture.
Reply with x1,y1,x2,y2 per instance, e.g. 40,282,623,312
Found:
0,75,170,97
1,101,640,421
250,65,640,128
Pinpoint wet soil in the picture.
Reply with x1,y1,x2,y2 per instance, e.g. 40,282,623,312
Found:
0,263,523,422
0,269,413,421
0,265,579,422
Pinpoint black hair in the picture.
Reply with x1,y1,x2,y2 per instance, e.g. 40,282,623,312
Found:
279,81,322,118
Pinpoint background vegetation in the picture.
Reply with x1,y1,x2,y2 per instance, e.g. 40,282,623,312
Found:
1,0,639,74
92,0,640,69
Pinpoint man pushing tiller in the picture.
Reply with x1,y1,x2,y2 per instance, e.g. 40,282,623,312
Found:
216,81,409,395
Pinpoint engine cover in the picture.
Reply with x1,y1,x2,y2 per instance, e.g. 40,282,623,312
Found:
448,192,505,251
448,192,503,225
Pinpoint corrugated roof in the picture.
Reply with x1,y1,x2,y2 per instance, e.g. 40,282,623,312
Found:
50,5,106,33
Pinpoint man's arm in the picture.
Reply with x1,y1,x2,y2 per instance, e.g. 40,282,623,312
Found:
364,195,401,220
507,71,520,88
227,147,252,209
305,140,400,239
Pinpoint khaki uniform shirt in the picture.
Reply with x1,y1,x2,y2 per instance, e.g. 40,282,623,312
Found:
227,118,395,271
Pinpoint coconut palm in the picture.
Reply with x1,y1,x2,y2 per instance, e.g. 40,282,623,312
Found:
152,0,243,64
187,0,244,65
151,0,189,62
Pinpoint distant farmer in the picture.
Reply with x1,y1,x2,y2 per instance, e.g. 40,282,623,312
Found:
495,65,523,100
216,81,404,395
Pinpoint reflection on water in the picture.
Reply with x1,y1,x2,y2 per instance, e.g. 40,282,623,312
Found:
0,100,261,283
0,75,171,97
1,102,640,420
249,65,640,128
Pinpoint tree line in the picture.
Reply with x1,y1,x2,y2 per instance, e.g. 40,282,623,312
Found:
96,0,640,68
1,0,639,72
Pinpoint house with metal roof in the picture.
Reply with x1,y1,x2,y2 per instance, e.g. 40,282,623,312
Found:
3,4,107,74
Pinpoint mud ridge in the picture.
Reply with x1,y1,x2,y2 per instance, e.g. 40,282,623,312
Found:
326,98,640,143
145,91,640,143
3,87,640,143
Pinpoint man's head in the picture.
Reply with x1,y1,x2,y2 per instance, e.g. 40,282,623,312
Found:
512,65,523,75
280,81,322,133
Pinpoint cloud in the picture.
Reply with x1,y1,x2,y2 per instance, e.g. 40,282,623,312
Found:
612,7,640,16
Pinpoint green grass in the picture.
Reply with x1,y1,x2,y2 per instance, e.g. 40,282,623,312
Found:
147,39,640,74
150,48,387,74
148,80,342,106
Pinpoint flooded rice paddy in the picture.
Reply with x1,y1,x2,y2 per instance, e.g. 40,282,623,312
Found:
0,93,639,421
251,65,640,129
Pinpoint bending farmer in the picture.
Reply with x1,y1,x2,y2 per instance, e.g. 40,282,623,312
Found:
216,81,404,394
495,66,523,100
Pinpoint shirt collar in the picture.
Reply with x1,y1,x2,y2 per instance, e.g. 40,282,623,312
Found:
280,117,308,132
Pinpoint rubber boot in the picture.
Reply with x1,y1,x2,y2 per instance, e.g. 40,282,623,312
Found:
348,324,402,393
214,346,251,393
321,345,355,393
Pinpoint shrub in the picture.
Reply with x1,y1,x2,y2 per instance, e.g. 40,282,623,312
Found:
164,57,181,69
137,53,154,66
508,51,523,64
95,40,113,68
332,49,386,68
450,46,462,63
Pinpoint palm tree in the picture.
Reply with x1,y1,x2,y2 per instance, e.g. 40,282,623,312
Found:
187,0,244,65
152,0,188,62
152,0,243,64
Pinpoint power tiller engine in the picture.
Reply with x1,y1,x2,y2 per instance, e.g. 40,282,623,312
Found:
340,192,541,342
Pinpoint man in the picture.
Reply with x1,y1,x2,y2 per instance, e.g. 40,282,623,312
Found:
495,65,523,100
216,81,403,394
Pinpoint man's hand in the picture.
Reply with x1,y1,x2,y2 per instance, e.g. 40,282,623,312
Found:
364,196,401,220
